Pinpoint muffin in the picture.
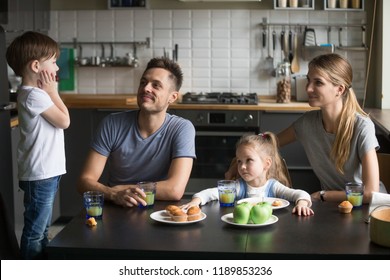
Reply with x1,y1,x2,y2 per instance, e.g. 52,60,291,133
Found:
171,209,188,222
187,206,202,221
165,205,180,214
338,200,353,214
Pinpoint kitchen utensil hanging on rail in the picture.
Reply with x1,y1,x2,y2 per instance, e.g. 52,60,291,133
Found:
265,26,274,73
288,30,293,64
303,27,316,46
283,28,289,62
270,30,277,76
291,32,300,74
259,28,269,72
280,28,285,60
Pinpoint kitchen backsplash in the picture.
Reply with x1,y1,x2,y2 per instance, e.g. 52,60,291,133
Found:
49,9,367,99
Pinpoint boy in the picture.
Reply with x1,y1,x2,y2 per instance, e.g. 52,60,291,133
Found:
6,31,70,259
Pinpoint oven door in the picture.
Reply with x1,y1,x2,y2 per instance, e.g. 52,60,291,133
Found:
185,129,257,195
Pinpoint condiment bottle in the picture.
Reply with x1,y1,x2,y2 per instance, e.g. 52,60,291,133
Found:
276,62,291,103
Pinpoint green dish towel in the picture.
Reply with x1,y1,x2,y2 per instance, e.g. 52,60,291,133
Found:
58,48,75,91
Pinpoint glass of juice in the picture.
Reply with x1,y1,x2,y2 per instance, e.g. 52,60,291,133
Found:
137,181,157,209
345,182,364,208
218,180,237,207
83,191,104,219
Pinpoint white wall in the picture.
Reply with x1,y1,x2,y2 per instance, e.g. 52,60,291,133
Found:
49,9,367,97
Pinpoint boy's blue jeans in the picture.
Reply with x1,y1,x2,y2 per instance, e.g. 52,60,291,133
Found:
19,176,61,259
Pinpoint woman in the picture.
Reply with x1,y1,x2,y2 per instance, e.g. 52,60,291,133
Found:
277,53,379,203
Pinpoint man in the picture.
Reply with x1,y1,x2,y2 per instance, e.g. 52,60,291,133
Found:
77,57,196,207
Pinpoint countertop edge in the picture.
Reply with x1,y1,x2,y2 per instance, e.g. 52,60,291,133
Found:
58,93,317,112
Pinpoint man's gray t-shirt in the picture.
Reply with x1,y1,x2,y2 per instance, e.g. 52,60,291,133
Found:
92,110,196,186
293,110,379,191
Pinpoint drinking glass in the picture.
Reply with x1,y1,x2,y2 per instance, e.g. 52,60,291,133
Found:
137,181,157,209
83,191,104,219
218,180,237,207
345,182,364,208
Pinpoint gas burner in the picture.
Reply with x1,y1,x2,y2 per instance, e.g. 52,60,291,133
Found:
181,92,258,105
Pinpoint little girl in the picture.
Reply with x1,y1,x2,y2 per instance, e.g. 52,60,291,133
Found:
182,132,314,216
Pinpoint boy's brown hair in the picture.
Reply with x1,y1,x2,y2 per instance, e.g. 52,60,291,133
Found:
6,31,60,77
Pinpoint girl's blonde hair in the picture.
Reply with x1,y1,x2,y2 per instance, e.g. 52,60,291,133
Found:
236,132,291,187
309,53,368,174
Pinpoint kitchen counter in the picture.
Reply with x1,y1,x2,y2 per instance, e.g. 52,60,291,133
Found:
11,95,390,134
59,93,317,112
59,94,134,109
365,108,390,139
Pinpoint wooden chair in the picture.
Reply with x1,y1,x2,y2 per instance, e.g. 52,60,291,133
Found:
377,153,390,193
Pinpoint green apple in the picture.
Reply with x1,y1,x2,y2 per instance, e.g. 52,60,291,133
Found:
250,202,273,224
233,203,251,224
239,201,253,211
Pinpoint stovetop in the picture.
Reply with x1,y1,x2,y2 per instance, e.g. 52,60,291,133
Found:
181,92,258,105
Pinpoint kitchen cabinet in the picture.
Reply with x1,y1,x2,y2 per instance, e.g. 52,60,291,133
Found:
2,0,50,32
260,111,320,193
2,0,50,43
33,0,50,32
11,126,23,238
2,0,33,33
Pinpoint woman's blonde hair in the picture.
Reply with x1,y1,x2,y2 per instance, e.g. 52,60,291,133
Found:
236,132,291,187
309,53,368,174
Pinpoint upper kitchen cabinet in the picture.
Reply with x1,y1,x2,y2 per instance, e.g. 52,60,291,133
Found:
324,0,364,11
2,0,50,34
33,0,50,32
274,0,314,10
2,0,33,33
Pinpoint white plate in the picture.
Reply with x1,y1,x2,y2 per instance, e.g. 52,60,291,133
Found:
221,213,278,227
237,197,290,210
150,210,206,225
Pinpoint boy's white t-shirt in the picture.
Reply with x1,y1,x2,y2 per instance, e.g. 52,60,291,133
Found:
17,86,66,181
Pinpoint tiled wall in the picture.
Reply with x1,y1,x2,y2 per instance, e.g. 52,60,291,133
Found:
49,9,367,99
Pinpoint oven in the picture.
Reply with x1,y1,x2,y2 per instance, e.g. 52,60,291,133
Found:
171,99,260,195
